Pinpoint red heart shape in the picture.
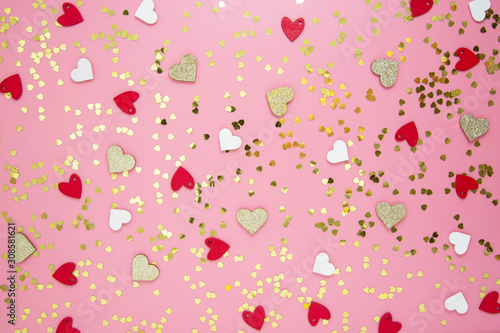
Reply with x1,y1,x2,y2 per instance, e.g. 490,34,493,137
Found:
0,74,22,100
171,166,195,191
243,305,265,330
205,237,230,261
455,174,478,199
53,262,78,286
479,291,500,314
56,317,80,333
57,3,84,26
114,91,140,115
395,121,419,147
379,312,402,333
281,17,305,42
308,301,331,326
455,48,479,71
58,174,82,199
410,0,433,17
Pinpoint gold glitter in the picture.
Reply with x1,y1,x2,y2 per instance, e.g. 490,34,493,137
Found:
236,208,267,234
376,202,406,229
15,232,36,263
107,145,136,173
460,114,489,141
266,86,294,116
132,254,159,281
371,59,398,88
169,54,197,82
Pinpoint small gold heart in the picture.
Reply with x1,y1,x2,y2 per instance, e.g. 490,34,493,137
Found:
266,86,294,116
237,208,267,234
107,145,136,173
132,254,159,281
371,59,398,88
460,114,489,141
15,233,36,263
169,54,197,82
376,202,406,228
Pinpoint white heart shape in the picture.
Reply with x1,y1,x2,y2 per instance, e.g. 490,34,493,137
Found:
326,140,349,163
468,0,491,22
219,128,242,151
313,252,335,276
218,1,226,8
449,232,471,255
109,209,132,231
71,58,93,82
135,0,158,24
445,292,468,314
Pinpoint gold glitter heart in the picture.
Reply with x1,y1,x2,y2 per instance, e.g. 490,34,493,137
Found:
266,86,294,116
132,254,159,281
107,145,136,173
237,208,268,234
376,202,406,229
169,54,197,82
371,59,398,88
460,114,489,141
15,233,36,263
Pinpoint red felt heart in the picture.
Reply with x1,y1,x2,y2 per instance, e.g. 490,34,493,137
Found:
205,237,230,261
171,166,195,191
410,0,433,17
479,291,500,314
455,174,478,199
56,317,80,333
114,91,140,115
281,17,305,42
58,174,82,199
57,3,84,27
0,74,22,100
308,301,331,326
455,48,479,71
395,121,418,147
379,312,402,333
53,262,78,286
243,305,265,330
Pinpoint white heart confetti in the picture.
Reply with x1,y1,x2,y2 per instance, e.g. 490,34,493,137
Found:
135,0,158,24
109,209,132,231
448,232,471,255
468,0,491,22
219,128,242,151
326,140,349,164
313,252,335,276
71,58,93,82
445,292,469,314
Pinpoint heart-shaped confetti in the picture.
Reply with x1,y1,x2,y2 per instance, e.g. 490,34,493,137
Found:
169,54,197,82
479,291,500,314
135,0,158,24
53,262,78,286
281,17,305,42
15,233,36,263
410,0,433,17
0,74,22,100
109,209,132,231
71,58,93,82
445,292,468,314
205,237,230,261
219,128,242,151
132,254,159,281
448,232,471,255
460,114,489,141
56,317,80,333
378,312,402,333
376,202,406,229
371,59,398,88
313,252,335,276
266,86,294,116
107,145,136,173
171,166,195,191
455,174,478,199
455,47,479,71
395,121,418,147
57,3,83,27
308,301,331,326
469,0,491,22
326,140,349,164
237,208,267,235
242,305,265,330
114,91,140,115
58,174,82,199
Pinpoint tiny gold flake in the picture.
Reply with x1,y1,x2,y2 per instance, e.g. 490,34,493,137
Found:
460,114,489,141
169,54,197,82
376,202,406,229
132,254,159,281
237,208,267,234
266,87,294,116
371,59,398,88
15,233,36,263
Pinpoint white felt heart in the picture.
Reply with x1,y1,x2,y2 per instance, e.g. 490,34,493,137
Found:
71,58,93,82
445,292,468,314
449,232,471,255
313,252,335,276
468,0,491,22
219,128,242,151
109,209,132,231
326,140,349,164
135,0,158,24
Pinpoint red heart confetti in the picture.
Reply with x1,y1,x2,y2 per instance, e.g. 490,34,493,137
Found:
114,91,140,115
53,262,78,286
171,166,195,191
0,74,23,100
410,0,433,17
455,174,478,199
57,2,84,27
56,317,80,333
205,237,230,261
455,47,480,71
58,174,82,199
395,121,418,147
479,291,500,314
242,305,265,330
308,301,331,326
379,312,402,333
281,17,305,42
